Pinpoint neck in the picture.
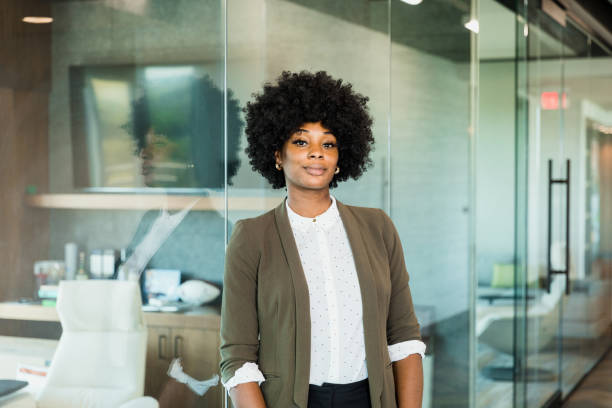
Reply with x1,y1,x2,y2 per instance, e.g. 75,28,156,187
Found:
286,186,332,218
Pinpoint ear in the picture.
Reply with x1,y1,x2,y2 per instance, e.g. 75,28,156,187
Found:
274,150,282,165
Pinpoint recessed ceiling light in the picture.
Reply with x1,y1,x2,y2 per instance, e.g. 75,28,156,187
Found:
401,0,423,5
22,16,53,24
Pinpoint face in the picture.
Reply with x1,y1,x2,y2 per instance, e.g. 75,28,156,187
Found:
138,128,179,187
274,121,339,192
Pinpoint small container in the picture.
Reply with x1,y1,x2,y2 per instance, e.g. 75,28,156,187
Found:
89,250,103,279
64,242,78,280
75,252,89,280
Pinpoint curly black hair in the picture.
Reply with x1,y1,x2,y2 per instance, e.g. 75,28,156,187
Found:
244,70,374,189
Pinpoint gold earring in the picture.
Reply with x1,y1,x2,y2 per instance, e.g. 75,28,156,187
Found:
276,163,282,170
334,167,340,175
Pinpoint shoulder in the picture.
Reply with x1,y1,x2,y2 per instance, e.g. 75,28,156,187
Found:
340,202,389,228
339,203,398,250
232,207,276,231
229,207,276,245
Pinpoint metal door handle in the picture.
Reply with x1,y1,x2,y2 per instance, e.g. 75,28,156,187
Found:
547,159,570,294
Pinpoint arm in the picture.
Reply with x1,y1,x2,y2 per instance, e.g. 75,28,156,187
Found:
229,383,267,408
393,354,423,408
381,210,423,408
219,220,266,407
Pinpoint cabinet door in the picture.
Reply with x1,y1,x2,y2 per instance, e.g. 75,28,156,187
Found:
145,326,172,398
171,327,221,408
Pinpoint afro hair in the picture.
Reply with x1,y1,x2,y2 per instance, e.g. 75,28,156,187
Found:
244,70,374,189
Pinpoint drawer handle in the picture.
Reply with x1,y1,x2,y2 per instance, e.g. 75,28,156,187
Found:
174,335,183,358
158,334,168,360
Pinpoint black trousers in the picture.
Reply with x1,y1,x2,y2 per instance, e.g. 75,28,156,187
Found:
307,378,372,408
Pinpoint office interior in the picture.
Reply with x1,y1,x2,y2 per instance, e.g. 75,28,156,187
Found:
0,0,611,407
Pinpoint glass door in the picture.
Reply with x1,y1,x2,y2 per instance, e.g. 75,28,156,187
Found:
516,4,568,407
516,2,612,407
474,2,522,408
556,27,612,400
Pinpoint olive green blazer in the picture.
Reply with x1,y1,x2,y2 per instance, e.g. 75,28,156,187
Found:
219,198,421,408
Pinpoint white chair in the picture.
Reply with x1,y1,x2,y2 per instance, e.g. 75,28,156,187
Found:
477,274,565,381
36,280,158,408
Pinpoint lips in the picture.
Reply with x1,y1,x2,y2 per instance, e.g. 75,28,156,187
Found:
304,166,326,176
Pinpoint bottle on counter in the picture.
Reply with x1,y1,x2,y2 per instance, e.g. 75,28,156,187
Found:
75,251,89,280
64,242,78,280
116,249,127,281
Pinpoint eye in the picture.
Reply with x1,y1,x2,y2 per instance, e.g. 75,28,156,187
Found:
323,142,337,148
292,139,307,146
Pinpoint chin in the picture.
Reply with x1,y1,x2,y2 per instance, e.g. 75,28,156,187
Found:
300,179,333,191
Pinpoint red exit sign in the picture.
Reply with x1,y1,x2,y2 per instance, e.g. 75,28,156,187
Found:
541,92,568,110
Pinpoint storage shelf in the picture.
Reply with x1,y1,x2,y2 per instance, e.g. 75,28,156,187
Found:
0,302,220,330
25,193,283,211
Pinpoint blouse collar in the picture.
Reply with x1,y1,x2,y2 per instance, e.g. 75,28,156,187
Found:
285,195,340,232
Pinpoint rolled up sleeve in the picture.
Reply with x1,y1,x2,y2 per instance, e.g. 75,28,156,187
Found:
222,361,266,392
388,340,426,361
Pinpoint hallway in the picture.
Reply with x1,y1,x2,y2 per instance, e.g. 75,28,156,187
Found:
563,348,612,408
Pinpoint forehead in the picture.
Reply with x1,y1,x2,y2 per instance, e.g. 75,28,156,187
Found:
297,121,333,134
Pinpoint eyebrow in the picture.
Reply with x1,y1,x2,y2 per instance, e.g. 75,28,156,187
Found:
297,128,334,134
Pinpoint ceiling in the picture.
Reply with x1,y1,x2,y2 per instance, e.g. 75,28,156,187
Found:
288,0,611,62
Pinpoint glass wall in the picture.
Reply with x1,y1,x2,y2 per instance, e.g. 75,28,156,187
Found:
476,1,612,407
227,0,475,405
474,1,519,407
0,0,477,406
1,0,227,406
514,2,612,407
1,0,611,407
389,0,473,405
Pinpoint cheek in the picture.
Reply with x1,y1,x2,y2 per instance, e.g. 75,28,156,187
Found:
284,147,306,164
329,150,339,164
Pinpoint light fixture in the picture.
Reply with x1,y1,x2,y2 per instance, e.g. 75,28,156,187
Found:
464,18,479,34
22,16,53,24
401,0,423,5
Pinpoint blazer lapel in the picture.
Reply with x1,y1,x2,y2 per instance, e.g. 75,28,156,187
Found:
274,199,311,408
337,200,383,404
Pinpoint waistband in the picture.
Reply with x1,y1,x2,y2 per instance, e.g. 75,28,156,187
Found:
309,378,369,393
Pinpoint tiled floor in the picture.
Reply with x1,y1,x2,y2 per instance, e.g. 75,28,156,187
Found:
562,348,612,408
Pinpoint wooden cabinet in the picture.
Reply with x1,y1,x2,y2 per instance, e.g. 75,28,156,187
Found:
144,310,222,408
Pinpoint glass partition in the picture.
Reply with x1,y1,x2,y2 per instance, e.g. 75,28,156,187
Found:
0,0,479,406
2,0,611,407
474,1,519,407
557,35,612,398
515,2,612,406
389,0,473,406
1,1,227,406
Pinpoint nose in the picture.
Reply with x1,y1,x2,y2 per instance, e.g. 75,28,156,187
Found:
308,145,323,159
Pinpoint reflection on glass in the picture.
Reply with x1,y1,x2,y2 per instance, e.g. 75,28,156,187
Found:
70,67,243,191
121,78,243,285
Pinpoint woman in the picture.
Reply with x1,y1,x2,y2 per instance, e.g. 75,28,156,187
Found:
220,71,425,408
